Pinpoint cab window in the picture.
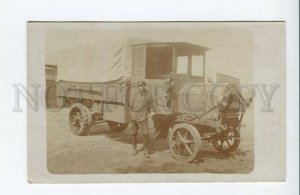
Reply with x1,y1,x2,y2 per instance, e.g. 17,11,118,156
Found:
176,56,188,74
145,46,173,78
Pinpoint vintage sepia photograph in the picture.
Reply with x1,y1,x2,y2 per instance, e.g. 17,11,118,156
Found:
27,22,286,182
1,0,298,193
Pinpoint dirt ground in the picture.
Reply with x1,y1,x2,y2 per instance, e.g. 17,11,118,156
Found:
47,108,254,174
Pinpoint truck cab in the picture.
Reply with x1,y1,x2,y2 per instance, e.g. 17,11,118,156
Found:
129,42,209,114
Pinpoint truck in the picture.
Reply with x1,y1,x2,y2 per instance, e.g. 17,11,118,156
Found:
58,39,250,162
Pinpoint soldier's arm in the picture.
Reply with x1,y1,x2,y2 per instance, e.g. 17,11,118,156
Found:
237,90,245,104
130,93,137,109
219,89,230,111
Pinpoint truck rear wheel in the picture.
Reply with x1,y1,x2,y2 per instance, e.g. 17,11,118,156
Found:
107,121,128,132
69,103,92,136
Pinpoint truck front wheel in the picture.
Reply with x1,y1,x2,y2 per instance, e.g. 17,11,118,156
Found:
169,123,202,163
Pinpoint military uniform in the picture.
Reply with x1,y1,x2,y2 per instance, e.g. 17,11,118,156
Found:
130,81,153,158
130,89,152,135
219,84,244,129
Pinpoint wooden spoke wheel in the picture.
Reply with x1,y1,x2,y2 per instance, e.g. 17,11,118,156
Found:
212,128,240,153
107,121,128,132
69,103,92,136
169,123,202,163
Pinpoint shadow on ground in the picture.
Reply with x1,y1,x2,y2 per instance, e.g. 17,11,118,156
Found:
85,123,251,165
88,123,170,152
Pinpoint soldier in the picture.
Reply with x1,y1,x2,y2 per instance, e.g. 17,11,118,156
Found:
130,80,153,158
163,77,175,109
218,83,246,129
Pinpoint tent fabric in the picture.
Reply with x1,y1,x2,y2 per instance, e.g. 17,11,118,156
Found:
56,37,154,83
105,37,154,83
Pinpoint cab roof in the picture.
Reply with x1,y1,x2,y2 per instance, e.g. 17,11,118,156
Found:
132,42,210,56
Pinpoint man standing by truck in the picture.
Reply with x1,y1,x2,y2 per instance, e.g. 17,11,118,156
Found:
130,80,153,158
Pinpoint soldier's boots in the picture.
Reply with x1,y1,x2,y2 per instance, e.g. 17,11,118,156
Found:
132,135,150,158
143,137,150,158
132,136,137,156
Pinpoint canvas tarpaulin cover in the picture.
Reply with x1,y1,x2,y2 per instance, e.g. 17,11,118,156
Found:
56,37,153,83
